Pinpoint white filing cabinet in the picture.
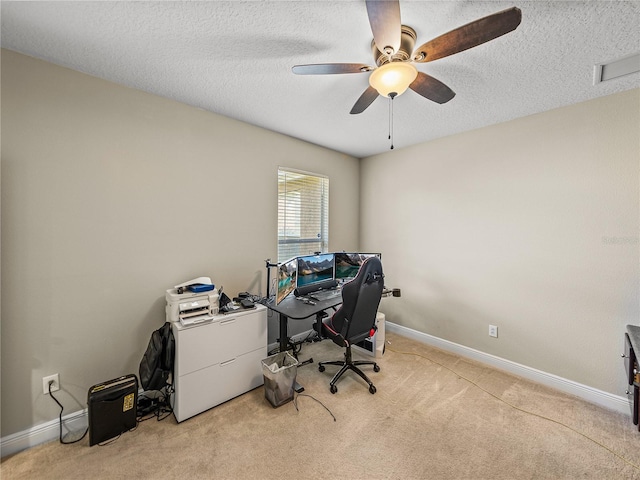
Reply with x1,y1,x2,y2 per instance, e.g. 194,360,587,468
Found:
171,304,267,422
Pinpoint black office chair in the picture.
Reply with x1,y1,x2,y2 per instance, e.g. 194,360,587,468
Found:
318,256,384,394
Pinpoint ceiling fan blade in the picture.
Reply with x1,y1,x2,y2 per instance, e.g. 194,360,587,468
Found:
365,0,401,54
350,86,379,114
292,63,373,75
409,72,455,104
413,7,522,63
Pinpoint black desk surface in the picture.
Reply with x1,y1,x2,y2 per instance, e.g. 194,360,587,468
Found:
262,291,342,319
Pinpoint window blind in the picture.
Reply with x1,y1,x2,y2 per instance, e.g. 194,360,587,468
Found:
278,168,329,262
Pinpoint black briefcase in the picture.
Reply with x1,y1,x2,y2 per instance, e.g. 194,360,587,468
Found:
88,374,138,446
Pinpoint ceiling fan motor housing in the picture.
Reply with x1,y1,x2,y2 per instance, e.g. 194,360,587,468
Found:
372,25,417,66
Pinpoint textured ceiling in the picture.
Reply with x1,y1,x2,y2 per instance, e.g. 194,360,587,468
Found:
2,1,639,158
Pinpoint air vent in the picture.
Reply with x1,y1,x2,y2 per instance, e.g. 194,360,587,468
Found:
594,52,640,85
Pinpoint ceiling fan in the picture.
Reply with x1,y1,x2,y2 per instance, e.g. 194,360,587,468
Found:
292,1,522,114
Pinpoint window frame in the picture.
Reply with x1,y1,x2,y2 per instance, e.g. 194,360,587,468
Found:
277,167,329,263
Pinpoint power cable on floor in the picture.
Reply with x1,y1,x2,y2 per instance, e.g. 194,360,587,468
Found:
48,381,89,445
293,392,336,422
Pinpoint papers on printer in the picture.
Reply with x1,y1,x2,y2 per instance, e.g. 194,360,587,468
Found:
174,276,215,294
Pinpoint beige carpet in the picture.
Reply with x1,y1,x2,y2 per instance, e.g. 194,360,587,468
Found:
2,332,640,479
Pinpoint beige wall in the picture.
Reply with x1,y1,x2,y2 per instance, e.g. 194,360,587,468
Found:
3,46,638,440
0,50,360,437
361,88,640,396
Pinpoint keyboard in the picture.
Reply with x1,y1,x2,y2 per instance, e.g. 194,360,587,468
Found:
309,289,341,302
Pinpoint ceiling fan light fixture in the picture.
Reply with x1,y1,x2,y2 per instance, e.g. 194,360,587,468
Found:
369,62,418,97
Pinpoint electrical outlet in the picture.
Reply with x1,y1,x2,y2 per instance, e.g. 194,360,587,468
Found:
43,374,60,395
489,325,498,338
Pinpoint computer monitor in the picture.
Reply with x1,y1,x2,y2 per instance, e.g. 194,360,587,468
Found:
334,252,381,282
276,257,297,304
296,253,335,288
334,252,362,281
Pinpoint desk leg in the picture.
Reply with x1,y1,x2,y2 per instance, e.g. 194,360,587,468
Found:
278,313,305,393
279,313,289,354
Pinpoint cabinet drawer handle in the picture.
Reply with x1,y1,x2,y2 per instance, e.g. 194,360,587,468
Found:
220,358,237,367
221,318,237,326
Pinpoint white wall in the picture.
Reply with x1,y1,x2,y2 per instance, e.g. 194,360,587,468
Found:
0,50,360,437
361,88,640,397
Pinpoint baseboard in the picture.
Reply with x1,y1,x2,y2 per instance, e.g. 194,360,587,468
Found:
1,408,88,458
386,321,630,415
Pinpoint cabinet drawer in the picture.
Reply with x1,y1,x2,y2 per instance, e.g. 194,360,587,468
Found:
175,321,225,375
174,307,267,376
173,347,266,422
217,308,267,359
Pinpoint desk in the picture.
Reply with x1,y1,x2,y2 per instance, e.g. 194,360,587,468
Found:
624,325,640,430
261,292,342,391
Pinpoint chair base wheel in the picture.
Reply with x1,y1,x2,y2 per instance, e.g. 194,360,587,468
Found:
319,346,380,394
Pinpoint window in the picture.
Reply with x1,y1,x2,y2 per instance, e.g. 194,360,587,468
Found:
278,168,329,262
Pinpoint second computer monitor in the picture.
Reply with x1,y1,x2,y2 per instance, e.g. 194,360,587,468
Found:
296,253,335,288
335,252,381,282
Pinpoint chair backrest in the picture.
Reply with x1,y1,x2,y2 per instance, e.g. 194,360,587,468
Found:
332,256,384,345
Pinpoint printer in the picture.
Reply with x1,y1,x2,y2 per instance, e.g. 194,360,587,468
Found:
166,277,220,326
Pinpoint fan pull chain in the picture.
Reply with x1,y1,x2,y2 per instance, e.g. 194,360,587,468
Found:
388,97,391,141
388,92,396,150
